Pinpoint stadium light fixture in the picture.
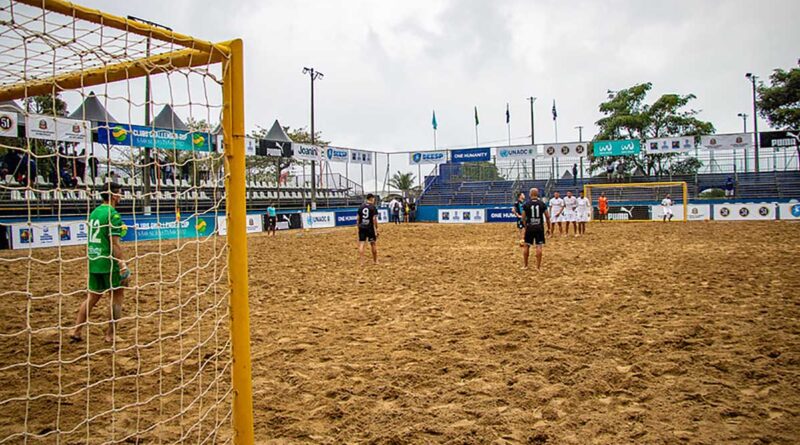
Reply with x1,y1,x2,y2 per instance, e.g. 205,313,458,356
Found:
737,113,748,133
303,67,324,208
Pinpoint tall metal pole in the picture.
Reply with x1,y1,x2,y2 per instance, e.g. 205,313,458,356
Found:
303,67,323,209
747,73,760,172
527,96,536,180
738,113,748,133
575,125,583,142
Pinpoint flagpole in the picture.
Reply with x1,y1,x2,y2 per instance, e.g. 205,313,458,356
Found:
506,102,511,146
554,119,558,143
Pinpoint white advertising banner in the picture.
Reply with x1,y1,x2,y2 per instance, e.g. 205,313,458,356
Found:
495,145,537,160
9,220,90,250
438,208,485,224
778,202,800,220
292,143,322,162
25,114,90,144
645,137,695,154
701,133,752,150
650,204,710,221
245,137,257,156
0,111,18,137
378,208,389,223
713,203,776,221
216,213,264,236
349,149,373,165
540,142,588,158
409,151,447,165
301,211,336,229
324,146,349,163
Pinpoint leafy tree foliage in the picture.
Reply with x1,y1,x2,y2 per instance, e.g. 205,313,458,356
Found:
757,61,800,130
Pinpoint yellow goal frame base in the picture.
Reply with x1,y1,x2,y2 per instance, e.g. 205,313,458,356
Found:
584,181,689,223
0,1,254,443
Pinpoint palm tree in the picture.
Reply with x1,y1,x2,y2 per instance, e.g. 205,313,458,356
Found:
388,171,416,196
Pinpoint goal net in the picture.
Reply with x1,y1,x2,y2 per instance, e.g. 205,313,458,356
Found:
0,1,252,443
584,181,688,222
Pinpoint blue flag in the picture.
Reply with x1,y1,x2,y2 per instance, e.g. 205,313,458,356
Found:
432,110,437,130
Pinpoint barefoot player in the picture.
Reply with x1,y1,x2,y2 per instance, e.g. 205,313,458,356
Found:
511,191,525,246
576,190,590,235
357,193,379,265
661,194,674,222
598,192,609,221
521,187,550,270
548,191,564,236
563,190,578,236
72,182,129,344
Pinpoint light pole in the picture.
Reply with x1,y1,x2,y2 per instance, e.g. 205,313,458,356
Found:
745,73,760,172
575,125,583,142
527,96,536,179
737,113,748,133
302,67,323,209
128,16,172,215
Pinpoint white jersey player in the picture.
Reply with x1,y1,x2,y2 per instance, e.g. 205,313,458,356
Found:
562,191,578,236
576,191,590,235
661,194,674,222
548,192,565,235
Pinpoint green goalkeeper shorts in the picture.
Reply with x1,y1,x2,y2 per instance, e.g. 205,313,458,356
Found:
88,270,121,293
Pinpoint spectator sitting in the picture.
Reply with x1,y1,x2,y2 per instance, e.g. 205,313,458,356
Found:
60,167,77,188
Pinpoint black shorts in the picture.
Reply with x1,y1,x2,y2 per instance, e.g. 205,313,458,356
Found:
516,219,524,229
358,226,377,243
268,216,277,226
524,225,546,246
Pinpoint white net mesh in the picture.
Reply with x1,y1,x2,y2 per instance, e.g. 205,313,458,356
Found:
585,182,687,221
0,1,233,443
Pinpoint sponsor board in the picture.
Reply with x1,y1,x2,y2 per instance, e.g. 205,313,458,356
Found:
96,122,212,152
245,137,257,156
26,114,90,144
495,145,536,160
451,147,491,163
292,143,322,162
335,210,359,226
593,205,650,221
778,202,800,220
438,208,485,224
650,204,710,221
9,220,90,249
378,208,389,223
0,111,18,137
593,139,641,157
409,151,447,165
216,213,265,236
349,149,373,165
645,137,695,154
325,146,349,162
759,131,799,149
713,203,776,221
301,211,336,229
541,142,588,158
485,207,519,223
700,133,751,150
121,215,216,242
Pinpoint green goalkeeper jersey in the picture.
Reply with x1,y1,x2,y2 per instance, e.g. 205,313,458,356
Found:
87,204,123,273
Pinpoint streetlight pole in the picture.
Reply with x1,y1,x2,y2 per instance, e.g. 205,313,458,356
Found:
128,16,172,215
737,113,748,133
527,96,536,179
746,73,760,172
575,125,583,142
303,67,323,209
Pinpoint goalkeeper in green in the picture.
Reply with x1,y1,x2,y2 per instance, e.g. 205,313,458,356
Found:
71,182,129,344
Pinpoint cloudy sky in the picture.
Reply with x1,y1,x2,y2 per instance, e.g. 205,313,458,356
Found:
81,0,798,153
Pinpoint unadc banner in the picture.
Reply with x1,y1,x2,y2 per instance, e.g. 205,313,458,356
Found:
409,151,447,165
700,133,751,150
495,145,536,160
645,137,695,154
96,122,212,152
451,147,491,163
593,139,641,157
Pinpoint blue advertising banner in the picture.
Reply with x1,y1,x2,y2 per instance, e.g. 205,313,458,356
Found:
335,210,359,226
486,207,519,223
325,146,349,162
96,122,213,152
120,214,216,242
451,147,491,163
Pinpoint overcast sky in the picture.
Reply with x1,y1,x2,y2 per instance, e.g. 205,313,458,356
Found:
81,0,799,152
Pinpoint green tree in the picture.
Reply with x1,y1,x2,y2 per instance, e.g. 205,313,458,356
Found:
592,83,714,177
388,171,416,196
757,61,800,130
24,94,68,116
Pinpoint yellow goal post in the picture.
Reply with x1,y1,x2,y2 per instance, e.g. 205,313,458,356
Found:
0,1,253,444
584,181,689,222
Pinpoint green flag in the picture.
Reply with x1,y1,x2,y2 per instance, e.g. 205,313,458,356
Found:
474,106,479,126
432,110,437,130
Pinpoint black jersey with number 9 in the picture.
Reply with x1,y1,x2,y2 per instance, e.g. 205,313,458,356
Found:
358,204,377,228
